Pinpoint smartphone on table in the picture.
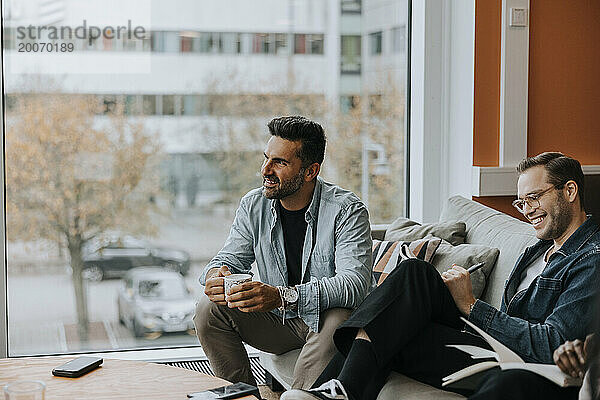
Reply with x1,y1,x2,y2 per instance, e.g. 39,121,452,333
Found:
187,382,260,399
52,356,103,378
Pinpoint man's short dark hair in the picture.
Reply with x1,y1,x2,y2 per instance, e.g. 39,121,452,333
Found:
516,152,585,210
267,116,326,167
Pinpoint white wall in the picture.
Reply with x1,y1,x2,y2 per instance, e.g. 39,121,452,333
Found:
7,0,328,32
5,52,331,94
446,1,476,199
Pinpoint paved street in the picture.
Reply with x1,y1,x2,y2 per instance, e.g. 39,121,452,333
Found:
8,264,207,356
7,207,239,356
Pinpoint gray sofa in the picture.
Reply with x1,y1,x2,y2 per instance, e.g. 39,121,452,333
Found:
259,195,538,399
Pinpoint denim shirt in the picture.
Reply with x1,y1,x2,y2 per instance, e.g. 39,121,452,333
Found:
469,217,600,364
199,177,374,332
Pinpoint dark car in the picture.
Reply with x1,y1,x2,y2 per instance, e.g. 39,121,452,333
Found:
82,233,190,281
117,267,196,337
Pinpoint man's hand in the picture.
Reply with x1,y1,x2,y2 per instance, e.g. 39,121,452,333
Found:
441,264,476,316
204,266,231,305
226,281,282,313
554,334,595,378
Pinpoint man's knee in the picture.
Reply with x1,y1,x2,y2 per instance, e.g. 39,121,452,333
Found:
319,308,352,335
193,295,224,340
387,258,439,283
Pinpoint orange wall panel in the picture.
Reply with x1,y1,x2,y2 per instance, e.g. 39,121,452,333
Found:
473,0,502,167
472,196,527,222
528,0,600,163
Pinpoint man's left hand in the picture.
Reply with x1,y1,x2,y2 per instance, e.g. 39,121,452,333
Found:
441,264,476,316
226,281,282,313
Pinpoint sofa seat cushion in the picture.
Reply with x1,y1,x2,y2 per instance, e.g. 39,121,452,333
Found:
376,372,465,400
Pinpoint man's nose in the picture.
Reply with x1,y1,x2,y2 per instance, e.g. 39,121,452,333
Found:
523,201,536,216
261,159,272,175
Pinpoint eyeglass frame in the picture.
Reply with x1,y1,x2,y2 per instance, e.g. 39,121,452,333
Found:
512,185,563,214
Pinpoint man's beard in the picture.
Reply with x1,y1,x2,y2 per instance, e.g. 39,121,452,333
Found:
262,169,305,200
538,191,573,241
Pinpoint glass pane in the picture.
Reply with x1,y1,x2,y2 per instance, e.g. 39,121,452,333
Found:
294,34,306,54
341,0,362,14
4,0,409,356
369,31,382,55
392,26,406,53
162,95,175,115
341,35,361,73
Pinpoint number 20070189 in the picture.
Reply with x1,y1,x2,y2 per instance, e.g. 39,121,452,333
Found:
18,42,74,52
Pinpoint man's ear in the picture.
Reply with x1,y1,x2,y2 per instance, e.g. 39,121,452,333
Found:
564,180,579,203
304,163,321,182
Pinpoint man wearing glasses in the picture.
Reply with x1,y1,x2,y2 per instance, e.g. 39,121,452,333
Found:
283,152,599,400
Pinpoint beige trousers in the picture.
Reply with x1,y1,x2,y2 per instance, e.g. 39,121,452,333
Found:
193,294,351,389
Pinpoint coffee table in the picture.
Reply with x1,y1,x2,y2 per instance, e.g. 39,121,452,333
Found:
0,357,251,399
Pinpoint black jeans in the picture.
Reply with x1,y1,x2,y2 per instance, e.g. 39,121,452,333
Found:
314,259,576,400
470,368,579,400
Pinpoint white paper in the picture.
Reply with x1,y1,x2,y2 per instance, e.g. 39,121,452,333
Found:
447,344,499,360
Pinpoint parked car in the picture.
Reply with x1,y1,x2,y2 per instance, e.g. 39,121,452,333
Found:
82,233,190,281
117,267,196,337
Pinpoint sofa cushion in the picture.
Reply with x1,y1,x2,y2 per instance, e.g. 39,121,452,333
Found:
430,240,499,299
385,217,467,246
440,196,537,306
372,237,441,285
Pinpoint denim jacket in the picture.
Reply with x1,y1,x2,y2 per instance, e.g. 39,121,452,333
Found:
200,177,374,332
469,217,600,363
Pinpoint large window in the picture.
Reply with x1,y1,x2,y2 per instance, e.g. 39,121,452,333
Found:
341,35,361,73
3,0,409,356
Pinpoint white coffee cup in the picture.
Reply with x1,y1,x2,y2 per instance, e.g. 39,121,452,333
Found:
223,274,252,300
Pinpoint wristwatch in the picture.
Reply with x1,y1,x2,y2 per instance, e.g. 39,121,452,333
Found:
277,286,299,324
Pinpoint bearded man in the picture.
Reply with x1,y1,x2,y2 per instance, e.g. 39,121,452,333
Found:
194,116,373,389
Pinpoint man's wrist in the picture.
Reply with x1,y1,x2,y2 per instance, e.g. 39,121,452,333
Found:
465,298,477,317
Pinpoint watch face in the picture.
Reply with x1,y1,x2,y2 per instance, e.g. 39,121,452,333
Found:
283,287,299,303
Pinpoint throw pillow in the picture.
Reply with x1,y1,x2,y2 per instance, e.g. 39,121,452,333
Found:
384,217,467,246
429,240,499,299
372,237,441,285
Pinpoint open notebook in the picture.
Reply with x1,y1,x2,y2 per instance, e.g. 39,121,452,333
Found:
442,317,582,390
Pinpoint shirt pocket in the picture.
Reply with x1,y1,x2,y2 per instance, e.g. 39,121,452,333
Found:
527,277,562,323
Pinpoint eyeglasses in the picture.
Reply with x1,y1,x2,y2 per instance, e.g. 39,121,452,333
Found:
512,186,559,214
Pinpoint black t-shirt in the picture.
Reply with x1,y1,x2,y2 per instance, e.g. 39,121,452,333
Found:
279,203,309,286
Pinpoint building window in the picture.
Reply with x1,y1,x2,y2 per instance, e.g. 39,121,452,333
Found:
275,33,289,55
3,27,14,50
221,33,242,54
162,95,175,115
180,34,194,53
253,33,273,54
295,34,324,55
341,0,361,14
142,95,157,115
340,95,360,114
182,95,210,115
392,26,406,53
341,35,361,73
369,31,382,55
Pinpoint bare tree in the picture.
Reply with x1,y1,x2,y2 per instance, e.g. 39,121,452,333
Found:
6,93,161,340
